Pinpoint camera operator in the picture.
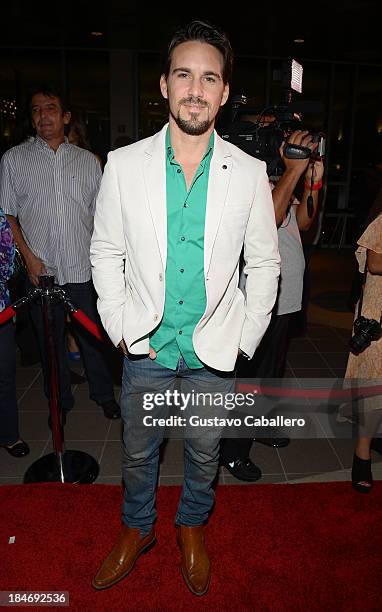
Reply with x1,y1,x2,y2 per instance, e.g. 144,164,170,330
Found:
221,123,325,482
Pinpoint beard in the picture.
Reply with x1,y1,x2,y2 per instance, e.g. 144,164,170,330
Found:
171,97,213,136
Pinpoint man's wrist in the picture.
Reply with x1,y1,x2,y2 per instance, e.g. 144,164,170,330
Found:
23,248,37,264
282,166,304,180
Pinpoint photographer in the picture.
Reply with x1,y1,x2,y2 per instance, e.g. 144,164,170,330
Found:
221,125,324,481
343,211,382,493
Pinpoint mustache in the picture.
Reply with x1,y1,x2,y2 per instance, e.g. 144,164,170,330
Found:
179,96,208,107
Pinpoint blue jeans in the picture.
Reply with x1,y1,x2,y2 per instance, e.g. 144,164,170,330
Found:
121,355,235,535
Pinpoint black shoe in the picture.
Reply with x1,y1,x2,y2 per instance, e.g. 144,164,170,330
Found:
351,453,373,493
2,440,30,458
254,437,290,448
222,457,262,482
99,399,121,419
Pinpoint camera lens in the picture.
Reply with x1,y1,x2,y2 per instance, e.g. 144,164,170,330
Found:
349,317,381,354
349,331,371,354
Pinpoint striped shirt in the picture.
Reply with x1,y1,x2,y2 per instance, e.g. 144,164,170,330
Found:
0,136,102,285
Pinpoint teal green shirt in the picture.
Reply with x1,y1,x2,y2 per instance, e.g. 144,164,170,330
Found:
150,128,214,370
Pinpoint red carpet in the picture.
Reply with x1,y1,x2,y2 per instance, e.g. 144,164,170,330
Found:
1,482,382,611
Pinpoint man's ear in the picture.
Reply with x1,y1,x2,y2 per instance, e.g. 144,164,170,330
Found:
160,74,168,100
63,111,71,126
221,83,230,107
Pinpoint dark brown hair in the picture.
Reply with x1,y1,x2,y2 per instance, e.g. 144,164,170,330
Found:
163,19,233,84
28,85,70,115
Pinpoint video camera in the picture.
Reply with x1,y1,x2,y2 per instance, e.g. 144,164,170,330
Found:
220,60,325,178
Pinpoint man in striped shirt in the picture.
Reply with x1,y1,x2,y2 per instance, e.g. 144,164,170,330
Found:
0,86,120,421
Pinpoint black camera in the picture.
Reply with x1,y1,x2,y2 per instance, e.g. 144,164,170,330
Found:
221,104,325,177
219,59,325,177
349,316,382,355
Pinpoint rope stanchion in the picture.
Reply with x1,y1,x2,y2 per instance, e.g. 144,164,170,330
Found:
0,275,101,484
40,275,64,480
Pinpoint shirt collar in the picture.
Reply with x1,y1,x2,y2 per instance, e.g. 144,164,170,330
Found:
165,127,214,163
34,135,69,151
165,128,174,162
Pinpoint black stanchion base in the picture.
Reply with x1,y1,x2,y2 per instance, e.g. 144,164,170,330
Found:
23,450,100,484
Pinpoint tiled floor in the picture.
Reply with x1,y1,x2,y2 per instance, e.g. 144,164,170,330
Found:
2,249,382,485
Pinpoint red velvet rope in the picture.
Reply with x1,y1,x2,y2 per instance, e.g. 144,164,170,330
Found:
71,309,104,342
0,305,16,325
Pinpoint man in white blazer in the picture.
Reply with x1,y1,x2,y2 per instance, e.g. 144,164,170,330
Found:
91,20,280,596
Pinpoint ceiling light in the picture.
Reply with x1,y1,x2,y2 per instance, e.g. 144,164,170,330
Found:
91,31,103,37
294,38,304,44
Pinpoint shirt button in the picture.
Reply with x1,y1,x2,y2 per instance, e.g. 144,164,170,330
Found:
159,273,163,281
180,268,184,273
177,168,181,173
179,300,184,305
178,330,183,335
180,236,185,241
154,314,159,321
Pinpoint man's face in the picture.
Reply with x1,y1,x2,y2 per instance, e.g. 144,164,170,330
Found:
31,93,71,142
160,40,229,136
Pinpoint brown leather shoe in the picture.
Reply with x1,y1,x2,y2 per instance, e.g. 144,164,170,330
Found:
176,525,210,596
92,526,156,590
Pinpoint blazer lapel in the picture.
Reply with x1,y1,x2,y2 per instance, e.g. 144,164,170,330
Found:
143,125,168,268
204,133,232,274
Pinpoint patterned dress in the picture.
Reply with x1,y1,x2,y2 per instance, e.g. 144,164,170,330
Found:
0,207,15,313
343,214,382,434
345,214,382,380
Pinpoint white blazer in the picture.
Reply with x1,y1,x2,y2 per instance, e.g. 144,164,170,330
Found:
91,124,280,372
